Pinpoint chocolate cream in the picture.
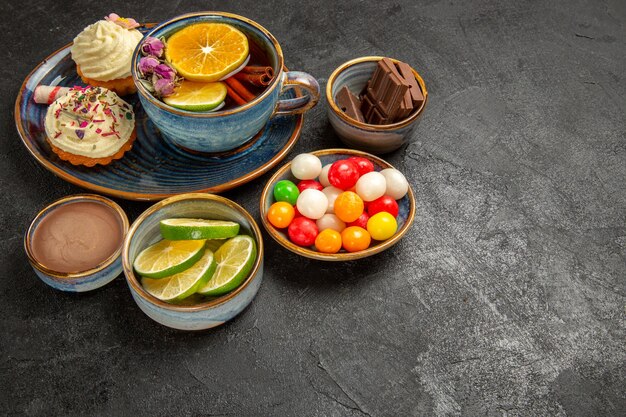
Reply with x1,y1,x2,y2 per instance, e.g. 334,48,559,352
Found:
31,201,123,273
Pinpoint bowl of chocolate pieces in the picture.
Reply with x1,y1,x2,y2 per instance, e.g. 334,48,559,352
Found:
326,56,427,154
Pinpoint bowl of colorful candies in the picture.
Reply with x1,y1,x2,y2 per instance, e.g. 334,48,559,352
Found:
260,149,415,261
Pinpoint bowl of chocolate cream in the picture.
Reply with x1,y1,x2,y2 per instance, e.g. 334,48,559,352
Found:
24,194,129,292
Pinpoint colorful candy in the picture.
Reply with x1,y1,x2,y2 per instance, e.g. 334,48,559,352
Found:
297,179,324,192
288,217,318,246
328,160,360,190
315,229,342,253
321,186,342,214
273,180,300,205
319,164,332,187
296,189,328,220
380,168,409,200
341,226,371,252
367,195,399,217
355,171,386,202
267,202,295,228
316,214,346,233
334,191,364,223
291,153,322,180
346,211,370,229
367,212,397,240
347,156,374,176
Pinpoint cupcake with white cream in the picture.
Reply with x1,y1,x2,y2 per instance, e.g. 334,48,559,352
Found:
71,14,143,95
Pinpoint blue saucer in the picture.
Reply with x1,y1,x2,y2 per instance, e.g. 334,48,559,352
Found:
15,42,302,201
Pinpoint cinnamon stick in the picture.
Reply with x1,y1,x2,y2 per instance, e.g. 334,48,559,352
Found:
240,65,274,77
225,84,247,106
224,77,256,102
234,71,272,87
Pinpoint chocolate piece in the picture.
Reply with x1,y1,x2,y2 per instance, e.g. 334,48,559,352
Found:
393,91,413,120
361,58,409,124
369,58,409,116
360,94,377,121
336,86,364,122
370,108,391,125
396,62,424,107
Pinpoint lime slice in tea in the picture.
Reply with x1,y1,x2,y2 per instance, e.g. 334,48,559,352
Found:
163,81,228,112
141,249,217,302
133,239,206,279
160,218,240,240
197,235,256,296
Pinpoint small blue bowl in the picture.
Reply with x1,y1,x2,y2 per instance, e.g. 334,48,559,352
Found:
132,12,319,153
122,193,264,330
24,194,129,292
326,56,428,154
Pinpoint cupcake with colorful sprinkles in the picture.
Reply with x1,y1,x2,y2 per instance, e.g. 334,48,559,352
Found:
44,86,136,166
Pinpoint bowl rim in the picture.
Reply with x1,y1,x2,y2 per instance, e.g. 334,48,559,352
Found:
326,56,428,131
122,193,264,311
131,11,285,118
24,194,130,279
259,148,416,261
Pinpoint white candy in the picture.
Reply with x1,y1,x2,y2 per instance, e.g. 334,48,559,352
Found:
291,153,322,180
355,171,387,202
380,168,409,200
319,164,332,187
321,186,343,214
296,189,328,220
316,214,346,233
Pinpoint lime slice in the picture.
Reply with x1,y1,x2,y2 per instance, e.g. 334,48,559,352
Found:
141,249,216,301
133,239,206,279
197,235,256,296
163,80,227,111
205,239,226,253
160,218,240,240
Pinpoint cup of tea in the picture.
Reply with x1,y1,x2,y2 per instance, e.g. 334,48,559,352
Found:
132,12,320,153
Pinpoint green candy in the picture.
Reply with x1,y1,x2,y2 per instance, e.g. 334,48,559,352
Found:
273,180,300,205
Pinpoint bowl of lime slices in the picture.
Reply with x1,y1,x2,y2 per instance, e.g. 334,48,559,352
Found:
122,193,263,330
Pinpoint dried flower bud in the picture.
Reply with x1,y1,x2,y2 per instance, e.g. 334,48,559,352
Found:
153,78,176,97
138,56,159,76
141,37,164,58
154,63,176,80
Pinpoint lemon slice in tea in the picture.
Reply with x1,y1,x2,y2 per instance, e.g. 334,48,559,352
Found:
165,23,249,82
141,249,217,301
160,218,240,240
163,81,227,112
197,235,256,296
133,239,206,278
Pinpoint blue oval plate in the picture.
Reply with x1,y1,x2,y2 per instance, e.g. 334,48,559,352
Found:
14,36,302,201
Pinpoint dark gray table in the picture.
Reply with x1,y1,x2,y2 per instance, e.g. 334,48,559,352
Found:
2,1,625,416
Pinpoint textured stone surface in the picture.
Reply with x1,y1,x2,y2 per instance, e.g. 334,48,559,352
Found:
1,0,625,416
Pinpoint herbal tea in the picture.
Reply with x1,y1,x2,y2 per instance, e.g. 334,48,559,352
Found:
136,22,275,112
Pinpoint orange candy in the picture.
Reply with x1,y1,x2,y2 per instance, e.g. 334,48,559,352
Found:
267,202,295,229
334,191,364,223
315,229,342,254
341,226,371,252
